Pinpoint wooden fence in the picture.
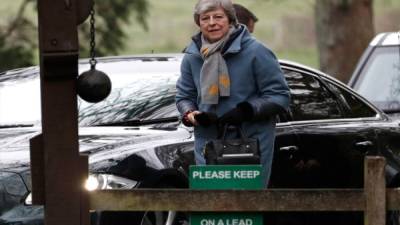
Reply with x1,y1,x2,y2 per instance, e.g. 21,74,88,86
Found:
87,156,400,225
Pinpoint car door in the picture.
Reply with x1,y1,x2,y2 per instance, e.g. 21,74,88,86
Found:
328,80,400,188
282,68,380,189
270,109,302,188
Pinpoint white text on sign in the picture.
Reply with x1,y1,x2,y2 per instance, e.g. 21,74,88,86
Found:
192,170,260,179
200,219,253,225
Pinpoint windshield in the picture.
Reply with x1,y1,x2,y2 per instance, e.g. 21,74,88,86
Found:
0,57,181,126
354,46,400,112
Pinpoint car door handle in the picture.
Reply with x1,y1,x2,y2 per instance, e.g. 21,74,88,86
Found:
354,140,373,147
354,140,373,153
279,145,299,152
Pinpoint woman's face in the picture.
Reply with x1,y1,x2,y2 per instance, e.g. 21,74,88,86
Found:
199,7,230,43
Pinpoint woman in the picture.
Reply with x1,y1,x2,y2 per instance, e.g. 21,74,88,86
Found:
175,0,290,186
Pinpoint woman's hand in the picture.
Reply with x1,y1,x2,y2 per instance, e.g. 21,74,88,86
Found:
187,111,202,126
183,111,218,127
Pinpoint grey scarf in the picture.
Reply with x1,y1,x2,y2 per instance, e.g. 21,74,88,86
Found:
200,26,236,104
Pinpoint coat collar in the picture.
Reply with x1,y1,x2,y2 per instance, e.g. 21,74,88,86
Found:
185,24,251,56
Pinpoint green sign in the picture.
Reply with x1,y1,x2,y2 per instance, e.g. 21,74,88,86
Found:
189,165,263,190
189,165,264,225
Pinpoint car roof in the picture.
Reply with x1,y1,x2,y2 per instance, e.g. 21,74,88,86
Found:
0,54,183,77
0,53,348,93
80,53,183,64
369,32,400,46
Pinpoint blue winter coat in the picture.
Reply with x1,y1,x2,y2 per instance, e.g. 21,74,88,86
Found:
176,26,290,184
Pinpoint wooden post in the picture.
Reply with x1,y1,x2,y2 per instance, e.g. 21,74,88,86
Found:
35,1,91,225
364,156,386,225
37,0,80,222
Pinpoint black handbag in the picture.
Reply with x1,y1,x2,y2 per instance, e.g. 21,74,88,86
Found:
203,125,260,165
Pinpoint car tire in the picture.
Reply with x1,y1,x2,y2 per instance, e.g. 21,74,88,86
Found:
139,169,189,225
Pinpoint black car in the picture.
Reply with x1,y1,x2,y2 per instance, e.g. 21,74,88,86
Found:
1,54,400,225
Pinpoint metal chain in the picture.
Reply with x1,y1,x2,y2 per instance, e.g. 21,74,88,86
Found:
397,30,400,76
397,30,400,93
89,5,97,70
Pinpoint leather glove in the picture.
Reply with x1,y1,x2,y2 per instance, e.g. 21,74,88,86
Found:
219,107,243,125
219,102,254,125
194,112,218,127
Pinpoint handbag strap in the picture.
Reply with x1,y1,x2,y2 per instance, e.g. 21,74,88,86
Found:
217,124,247,141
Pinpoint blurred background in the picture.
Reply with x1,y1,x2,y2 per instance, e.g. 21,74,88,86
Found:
0,0,399,74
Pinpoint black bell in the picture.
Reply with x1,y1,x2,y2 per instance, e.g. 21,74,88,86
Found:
77,68,112,103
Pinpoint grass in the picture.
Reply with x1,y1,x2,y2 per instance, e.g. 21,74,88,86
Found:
276,48,319,68
120,0,318,67
121,0,318,66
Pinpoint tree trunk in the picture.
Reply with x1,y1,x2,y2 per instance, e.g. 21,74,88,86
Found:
315,0,374,83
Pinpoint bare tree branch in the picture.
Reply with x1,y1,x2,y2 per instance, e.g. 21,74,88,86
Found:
3,0,33,37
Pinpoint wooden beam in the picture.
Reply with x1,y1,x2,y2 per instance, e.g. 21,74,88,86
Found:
89,189,365,212
387,188,400,210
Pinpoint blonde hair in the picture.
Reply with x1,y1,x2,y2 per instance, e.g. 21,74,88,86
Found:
194,0,238,26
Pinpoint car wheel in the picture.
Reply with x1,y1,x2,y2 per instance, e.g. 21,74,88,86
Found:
139,172,189,225
140,210,188,225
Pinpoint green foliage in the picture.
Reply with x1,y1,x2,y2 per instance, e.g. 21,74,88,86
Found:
0,0,149,72
0,37,35,72
79,0,149,57
0,0,36,71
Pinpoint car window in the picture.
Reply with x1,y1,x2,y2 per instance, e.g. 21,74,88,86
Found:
354,47,400,111
326,81,377,118
283,69,342,121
